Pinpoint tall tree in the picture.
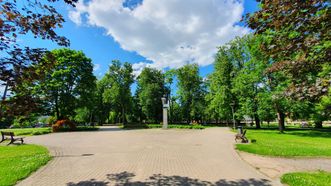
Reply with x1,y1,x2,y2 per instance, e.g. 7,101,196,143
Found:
136,67,167,123
164,69,176,123
94,77,112,124
102,60,134,125
0,0,78,117
232,35,271,129
206,46,234,124
39,49,96,119
246,0,330,99
177,64,205,124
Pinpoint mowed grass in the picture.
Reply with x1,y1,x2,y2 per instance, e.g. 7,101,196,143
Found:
281,171,331,186
0,144,51,186
236,129,331,157
1,128,51,136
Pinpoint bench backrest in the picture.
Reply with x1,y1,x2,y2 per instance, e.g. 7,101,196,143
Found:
1,131,14,136
242,130,246,136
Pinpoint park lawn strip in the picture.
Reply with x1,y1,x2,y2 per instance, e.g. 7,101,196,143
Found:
1,128,52,136
236,129,331,157
1,126,99,136
0,144,52,186
281,171,331,186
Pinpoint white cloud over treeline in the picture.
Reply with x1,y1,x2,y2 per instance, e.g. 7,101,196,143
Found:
69,0,249,75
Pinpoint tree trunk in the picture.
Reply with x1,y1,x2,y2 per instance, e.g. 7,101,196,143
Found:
277,111,285,132
314,120,323,128
254,114,261,129
55,94,60,120
122,107,127,125
1,82,8,101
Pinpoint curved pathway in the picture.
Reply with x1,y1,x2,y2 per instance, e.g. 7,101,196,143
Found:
239,151,331,179
18,127,280,186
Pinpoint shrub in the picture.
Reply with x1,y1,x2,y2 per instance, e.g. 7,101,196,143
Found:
12,116,35,128
52,119,76,132
47,116,57,125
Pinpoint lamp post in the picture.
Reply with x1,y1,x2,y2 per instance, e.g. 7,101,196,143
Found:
161,96,169,129
230,102,236,129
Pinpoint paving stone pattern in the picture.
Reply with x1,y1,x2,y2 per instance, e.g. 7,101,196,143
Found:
17,127,280,186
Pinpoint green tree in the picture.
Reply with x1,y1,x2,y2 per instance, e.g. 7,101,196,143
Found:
232,35,268,128
74,107,90,124
312,86,331,128
246,0,330,99
39,49,96,120
136,67,167,123
164,69,176,123
102,60,134,125
0,0,77,118
206,48,233,124
177,64,205,124
94,77,112,124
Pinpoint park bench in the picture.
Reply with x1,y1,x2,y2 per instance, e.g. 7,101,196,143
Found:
0,131,24,145
235,129,248,143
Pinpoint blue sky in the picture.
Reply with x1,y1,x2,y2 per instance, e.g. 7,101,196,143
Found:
19,0,259,79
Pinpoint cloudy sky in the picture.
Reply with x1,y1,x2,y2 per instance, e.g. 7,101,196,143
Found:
17,0,259,78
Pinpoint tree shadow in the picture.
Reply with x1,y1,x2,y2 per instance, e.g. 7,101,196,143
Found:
67,179,109,186
67,171,272,186
96,127,124,132
284,128,331,138
245,127,331,138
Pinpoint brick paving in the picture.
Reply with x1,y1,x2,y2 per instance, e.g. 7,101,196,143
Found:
17,127,280,186
239,151,331,179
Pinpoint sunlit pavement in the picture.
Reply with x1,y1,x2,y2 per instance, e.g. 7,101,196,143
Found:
17,127,280,186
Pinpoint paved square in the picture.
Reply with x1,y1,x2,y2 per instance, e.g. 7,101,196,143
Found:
18,127,279,185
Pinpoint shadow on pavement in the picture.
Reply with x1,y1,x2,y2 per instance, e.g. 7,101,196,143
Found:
97,127,124,132
67,171,272,186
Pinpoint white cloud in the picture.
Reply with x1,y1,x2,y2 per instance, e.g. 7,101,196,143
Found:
132,62,151,77
69,0,249,69
0,85,4,97
93,63,101,71
69,10,82,25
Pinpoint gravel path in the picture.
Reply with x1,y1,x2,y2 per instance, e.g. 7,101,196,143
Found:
17,127,280,186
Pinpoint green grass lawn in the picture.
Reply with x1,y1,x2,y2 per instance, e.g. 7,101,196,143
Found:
281,171,331,186
236,128,331,157
1,126,99,136
0,144,51,186
1,128,52,136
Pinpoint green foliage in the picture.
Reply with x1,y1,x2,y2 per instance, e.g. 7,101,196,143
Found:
46,116,57,125
54,126,99,132
206,44,234,122
0,0,77,118
177,64,206,123
101,60,134,124
1,128,51,136
136,68,167,123
39,48,96,119
74,107,90,124
236,129,331,157
246,0,330,99
206,35,278,128
12,116,38,128
281,171,331,186
0,145,51,186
